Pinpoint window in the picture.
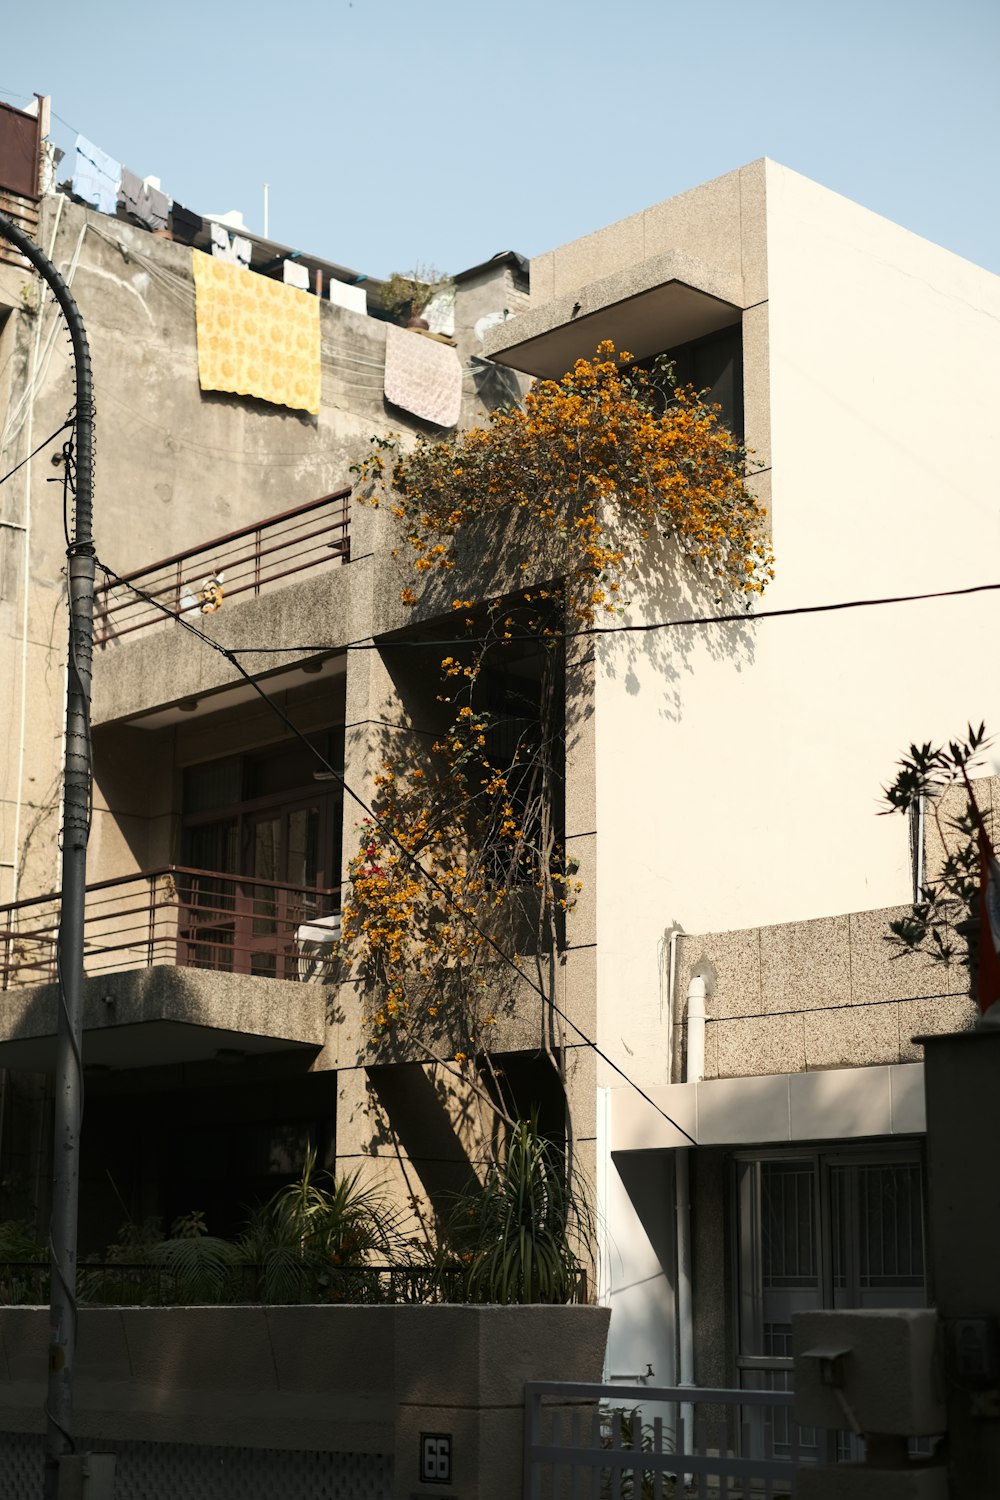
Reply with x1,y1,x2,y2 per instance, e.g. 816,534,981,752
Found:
179,732,343,978
626,324,744,440
735,1146,927,1461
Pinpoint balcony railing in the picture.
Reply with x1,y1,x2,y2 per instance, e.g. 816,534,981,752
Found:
94,487,351,646
0,866,341,991
0,1262,588,1307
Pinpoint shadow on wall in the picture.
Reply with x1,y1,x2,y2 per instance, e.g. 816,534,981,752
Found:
406,503,759,730
366,1061,481,1209
605,1149,678,1376
596,527,758,725
364,1049,568,1230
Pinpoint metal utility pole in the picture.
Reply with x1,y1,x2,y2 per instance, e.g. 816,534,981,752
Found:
0,210,96,1498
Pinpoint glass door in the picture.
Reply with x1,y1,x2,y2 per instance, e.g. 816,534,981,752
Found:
241,800,326,978
178,818,240,970
181,735,342,979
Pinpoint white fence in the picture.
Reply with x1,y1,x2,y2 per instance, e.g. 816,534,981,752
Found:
524,1381,799,1499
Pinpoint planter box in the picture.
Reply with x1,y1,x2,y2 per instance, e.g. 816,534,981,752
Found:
0,1302,610,1500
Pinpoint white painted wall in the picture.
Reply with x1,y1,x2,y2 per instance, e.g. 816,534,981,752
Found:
593,162,1000,1087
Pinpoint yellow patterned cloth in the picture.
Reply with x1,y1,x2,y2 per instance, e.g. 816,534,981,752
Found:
192,250,321,415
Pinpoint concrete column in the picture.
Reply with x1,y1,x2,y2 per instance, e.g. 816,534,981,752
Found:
922,1026,1000,1499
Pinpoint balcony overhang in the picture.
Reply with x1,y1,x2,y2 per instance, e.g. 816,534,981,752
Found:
483,249,744,379
609,1062,927,1153
0,965,326,1071
92,569,349,729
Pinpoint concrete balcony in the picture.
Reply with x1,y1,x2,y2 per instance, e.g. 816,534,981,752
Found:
482,248,743,379
0,866,338,1069
92,490,351,727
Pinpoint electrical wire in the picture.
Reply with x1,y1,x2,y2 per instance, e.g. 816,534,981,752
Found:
207,573,1000,657
708,988,971,1025
94,558,696,1145
0,419,73,487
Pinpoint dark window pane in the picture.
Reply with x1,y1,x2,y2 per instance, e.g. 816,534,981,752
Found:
857,1163,924,1288
762,1160,817,1287
183,757,242,814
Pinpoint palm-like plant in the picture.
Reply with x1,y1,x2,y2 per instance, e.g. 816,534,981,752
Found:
447,1117,592,1305
238,1149,402,1304
152,1208,241,1304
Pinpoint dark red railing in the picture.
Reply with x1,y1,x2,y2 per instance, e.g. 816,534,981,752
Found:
94,488,351,646
0,866,341,989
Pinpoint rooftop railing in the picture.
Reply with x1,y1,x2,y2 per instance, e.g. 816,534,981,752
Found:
0,866,341,991
94,487,350,646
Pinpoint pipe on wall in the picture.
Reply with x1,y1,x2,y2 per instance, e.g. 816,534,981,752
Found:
675,974,707,1460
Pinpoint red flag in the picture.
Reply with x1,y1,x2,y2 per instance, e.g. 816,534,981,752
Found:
976,824,1000,1016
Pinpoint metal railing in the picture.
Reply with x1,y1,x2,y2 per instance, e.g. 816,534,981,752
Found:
94,488,351,645
0,866,341,990
524,1380,800,1498
0,1262,586,1308
0,1262,473,1307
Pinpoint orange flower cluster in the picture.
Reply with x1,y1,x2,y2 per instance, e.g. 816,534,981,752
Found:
354,342,774,622
342,683,570,1051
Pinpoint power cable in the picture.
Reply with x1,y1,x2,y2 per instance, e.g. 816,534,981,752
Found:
202,574,1000,657
710,988,971,1025
94,559,696,1145
0,419,73,488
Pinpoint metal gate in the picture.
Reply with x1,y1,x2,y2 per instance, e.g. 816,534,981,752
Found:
524,1380,799,1498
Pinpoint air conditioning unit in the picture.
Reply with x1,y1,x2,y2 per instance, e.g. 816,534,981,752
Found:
296,912,342,982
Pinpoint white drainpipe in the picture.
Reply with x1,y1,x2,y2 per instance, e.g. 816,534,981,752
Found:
685,975,706,1086
676,974,706,1460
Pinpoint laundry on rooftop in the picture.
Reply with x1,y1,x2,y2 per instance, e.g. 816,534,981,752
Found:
68,132,367,311
62,125,476,426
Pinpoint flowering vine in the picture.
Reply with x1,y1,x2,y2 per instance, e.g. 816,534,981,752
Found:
342,343,773,1124
353,341,773,624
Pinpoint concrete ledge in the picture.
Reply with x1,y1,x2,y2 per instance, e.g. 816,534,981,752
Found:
0,1305,394,1453
92,567,351,726
483,249,743,378
610,1063,926,1152
0,965,325,1069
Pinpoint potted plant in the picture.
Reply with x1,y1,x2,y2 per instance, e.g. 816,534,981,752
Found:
379,264,453,329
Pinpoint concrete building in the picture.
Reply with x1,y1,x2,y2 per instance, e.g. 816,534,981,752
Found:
0,97,535,1247
484,159,1000,1408
3,99,1000,1434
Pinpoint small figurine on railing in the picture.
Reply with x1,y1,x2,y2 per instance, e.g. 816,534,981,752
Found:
180,569,225,617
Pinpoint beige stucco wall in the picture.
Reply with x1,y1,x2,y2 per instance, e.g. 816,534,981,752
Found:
520,162,1000,1391
590,160,1000,1097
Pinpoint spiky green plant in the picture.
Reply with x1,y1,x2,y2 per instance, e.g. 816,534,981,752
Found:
446,1117,592,1304
601,1409,676,1500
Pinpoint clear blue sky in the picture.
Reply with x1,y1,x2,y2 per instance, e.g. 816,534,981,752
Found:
4,0,998,278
